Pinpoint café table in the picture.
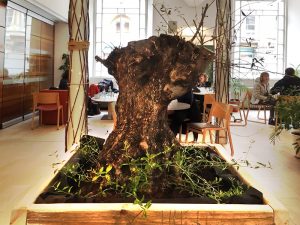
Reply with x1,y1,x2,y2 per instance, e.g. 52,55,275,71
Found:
91,93,118,125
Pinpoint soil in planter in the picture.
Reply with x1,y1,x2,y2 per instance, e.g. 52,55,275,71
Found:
36,135,264,205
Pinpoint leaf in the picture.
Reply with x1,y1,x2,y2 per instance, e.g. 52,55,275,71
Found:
92,175,99,182
106,165,113,173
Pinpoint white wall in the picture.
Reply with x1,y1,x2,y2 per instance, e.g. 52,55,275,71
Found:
286,0,300,68
54,22,69,87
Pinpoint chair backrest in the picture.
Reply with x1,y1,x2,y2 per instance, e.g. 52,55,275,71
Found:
33,92,60,108
202,94,216,122
204,94,216,106
208,102,233,128
243,90,252,101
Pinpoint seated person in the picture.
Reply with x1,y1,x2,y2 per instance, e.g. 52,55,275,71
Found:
88,83,100,97
197,73,211,88
193,73,212,121
58,71,69,90
270,67,300,96
169,91,202,142
169,91,193,136
251,72,276,125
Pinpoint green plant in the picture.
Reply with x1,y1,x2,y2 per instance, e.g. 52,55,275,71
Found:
58,53,70,75
230,78,247,100
290,64,300,77
51,142,249,205
270,97,300,154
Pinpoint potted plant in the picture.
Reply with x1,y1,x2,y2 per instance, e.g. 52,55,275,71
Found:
271,96,300,158
230,77,247,101
58,53,70,75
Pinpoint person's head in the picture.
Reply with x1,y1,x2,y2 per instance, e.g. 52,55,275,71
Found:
199,73,208,84
285,67,295,76
259,72,269,84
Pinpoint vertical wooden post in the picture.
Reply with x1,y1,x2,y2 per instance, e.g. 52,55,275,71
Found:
215,0,232,104
214,0,232,144
66,0,89,151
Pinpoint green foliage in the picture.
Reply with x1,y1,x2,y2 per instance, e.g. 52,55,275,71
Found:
230,78,247,99
271,97,300,153
58,53,70,74
51,141,249,212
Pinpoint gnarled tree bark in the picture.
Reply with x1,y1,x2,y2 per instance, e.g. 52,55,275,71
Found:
96,34,213,170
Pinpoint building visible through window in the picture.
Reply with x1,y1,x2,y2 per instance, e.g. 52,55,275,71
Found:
233,0,285,80
94,0,148,78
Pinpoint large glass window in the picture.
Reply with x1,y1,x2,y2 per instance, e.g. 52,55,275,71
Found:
233,0,285,80
94,0,148,77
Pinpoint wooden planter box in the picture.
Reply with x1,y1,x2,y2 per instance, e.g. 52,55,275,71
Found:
10,145,289,225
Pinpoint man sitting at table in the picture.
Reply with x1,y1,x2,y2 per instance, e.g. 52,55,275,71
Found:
169,91,193,136
270,67,300,96
169,90,202,142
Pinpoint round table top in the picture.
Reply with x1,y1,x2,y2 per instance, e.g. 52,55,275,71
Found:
91,94,118,103
168,99,190,111
193,87,214,95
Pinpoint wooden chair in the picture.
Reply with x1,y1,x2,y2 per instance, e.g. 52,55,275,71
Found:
185,102,234,156
229,99,246,126
31,92,64,130
202,94,216,122
242,90,272,124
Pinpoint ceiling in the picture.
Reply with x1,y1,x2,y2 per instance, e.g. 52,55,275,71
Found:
182,0,205,7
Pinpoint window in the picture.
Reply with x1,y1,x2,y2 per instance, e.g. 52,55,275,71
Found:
246,15,255,31
233,0,286,80
94,0,149,77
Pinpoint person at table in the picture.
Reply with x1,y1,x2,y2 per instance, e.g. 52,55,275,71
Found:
193,73,212,122
270,67,300,96
196,73,211,88
169,90,202,142
169,91,193,135
251,71,276,125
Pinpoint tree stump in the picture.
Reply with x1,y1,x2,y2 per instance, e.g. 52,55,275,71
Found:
96,34,213,170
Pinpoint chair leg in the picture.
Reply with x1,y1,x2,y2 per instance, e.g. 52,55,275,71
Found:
264,106,267,124
209,130,213,143
227,129,234,156
202,129,207,143
257,106,261,119
61,108,64,127
185,127,189,143
57,109,60,130
179,124,182,143
242,108,247,126
40,111,42,125
31,109,35,129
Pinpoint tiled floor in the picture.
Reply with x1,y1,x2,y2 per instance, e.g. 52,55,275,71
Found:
0,111,299,225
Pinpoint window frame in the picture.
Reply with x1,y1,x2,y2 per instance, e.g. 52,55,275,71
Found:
92,0,150,78
232,0,286,80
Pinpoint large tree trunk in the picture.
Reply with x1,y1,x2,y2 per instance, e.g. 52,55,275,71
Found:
97,34,213,170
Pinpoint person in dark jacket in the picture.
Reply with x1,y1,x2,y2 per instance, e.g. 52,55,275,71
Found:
59,71,69,90
169,91,193,135
270,67,300,96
